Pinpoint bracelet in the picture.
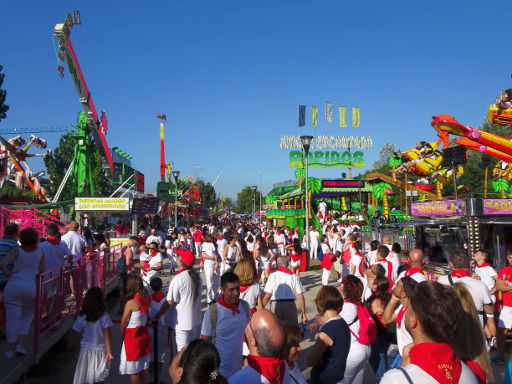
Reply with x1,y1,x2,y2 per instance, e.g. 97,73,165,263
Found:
486,314,494,318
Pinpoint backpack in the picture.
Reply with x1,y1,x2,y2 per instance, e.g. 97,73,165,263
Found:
317,244,324,261
116,246,127,274
209,300,250,344
349,304,377,345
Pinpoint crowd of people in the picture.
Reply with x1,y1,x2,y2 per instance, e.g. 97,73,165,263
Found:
1,216,512,383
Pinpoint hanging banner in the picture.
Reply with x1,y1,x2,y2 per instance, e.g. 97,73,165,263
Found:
325,101,333,123
312,105,318,127
352,107,360,127
289,150,365,169
298,105,306,127
339,106,347,127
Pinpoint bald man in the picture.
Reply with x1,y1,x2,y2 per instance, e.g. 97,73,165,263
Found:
396,249,427,283
229,309,292,383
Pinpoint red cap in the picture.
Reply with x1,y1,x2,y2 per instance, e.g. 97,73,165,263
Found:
178,249,195,268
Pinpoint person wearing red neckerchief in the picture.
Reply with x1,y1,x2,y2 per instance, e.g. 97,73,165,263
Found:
382,276,419,369
153,250,201,354
141,242,163,290
200,272,250,379
438,251,496,339
396,249,427,284
262,256,307,326
381,281,479,384
147,277,168,377
491,251,512,364
230,309,292,384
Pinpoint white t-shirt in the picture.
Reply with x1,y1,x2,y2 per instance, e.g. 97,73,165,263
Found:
368,250,378,265
376,259,396,282
274,233,285,246
386,253,401,277
340,302,361,345
240,282,261,309
309,230,320,244
217,238,227,258
396,269,427,283
146,234,163,246
321,243,331,255
350,253,364,277
395,304,412,356
72,312,112,350
229,363,292,384
438,275,491,324
202,242,216,267
264,270,304,301
61,231,88,262
166,270,202,330
474,264,497,292
201,301,249,378
144,254,163,282
381,361,478,384
39,241,71,273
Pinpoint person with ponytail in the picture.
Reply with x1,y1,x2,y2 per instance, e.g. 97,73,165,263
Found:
153,250,201,354
169,338,228,384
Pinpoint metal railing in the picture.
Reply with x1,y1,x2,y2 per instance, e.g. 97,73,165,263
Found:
32,243,122,357
0,207,68,238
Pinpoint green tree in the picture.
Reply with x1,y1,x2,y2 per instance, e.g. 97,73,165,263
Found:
0,65,9,123
236,186,263,214
196,179,217,208
44,131,113,199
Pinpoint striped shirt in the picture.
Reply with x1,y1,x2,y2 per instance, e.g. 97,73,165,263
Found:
0,236,18,284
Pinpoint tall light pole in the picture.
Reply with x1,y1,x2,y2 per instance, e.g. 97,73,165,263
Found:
252,185,257,218
300,135,313,251
258,171,263,221
172,170,180,228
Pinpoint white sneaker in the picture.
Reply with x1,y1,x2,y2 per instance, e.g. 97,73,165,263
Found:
15,344,26,355
5,350,15,359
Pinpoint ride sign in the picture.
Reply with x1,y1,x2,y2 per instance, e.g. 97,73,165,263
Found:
411,200,464,216
75,197,129,211
289,150,365,169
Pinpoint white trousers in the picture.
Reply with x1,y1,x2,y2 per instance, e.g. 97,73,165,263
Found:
343,343,371,384
4,278,36,343
174,326,200,355
322,268,331,286
278,245,285,256
204,262,219,303
194,242,202,257
310,243,318,259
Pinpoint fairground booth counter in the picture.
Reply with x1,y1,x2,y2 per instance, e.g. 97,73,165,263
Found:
75,196,160,247
402,198,512,277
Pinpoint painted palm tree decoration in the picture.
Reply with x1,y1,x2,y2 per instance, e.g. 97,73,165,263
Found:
342,196,347,211
388,152,402,182
301,177,322,194
436,180,443,200
373,182,394,219
265,195,278,208
492,178,509,197
295,168,306,189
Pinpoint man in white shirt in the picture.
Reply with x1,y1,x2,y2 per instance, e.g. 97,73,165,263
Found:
381,281,479,383
309,227,319,259
60,221,88,265
273,228,286,256
396,249,427,283
438,251,496,335
201,272,250,378
262,256,307,325
146,228,163,246
229,309,291,384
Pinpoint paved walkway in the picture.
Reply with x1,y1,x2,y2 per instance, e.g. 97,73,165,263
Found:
20,262,508,383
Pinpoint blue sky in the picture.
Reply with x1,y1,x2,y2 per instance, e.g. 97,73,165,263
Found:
1,1,511,199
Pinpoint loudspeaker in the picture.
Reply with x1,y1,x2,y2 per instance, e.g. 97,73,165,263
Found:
441,146,467,167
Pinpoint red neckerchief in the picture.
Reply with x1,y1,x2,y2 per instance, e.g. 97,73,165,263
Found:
290,251,301,262
277,266,293,275
177,269,186,275
405,267,424,277
47,236,60,245
402,261,411,266
217,295,240,315
452,269,470,278
478,262,491,268
240,284,251,293
247,355,286,384
150,250,160,257
21,244,37,252
134,293,151,314
409,343,462,384
462,359,486,384
152,291,165,302
396,305,407,327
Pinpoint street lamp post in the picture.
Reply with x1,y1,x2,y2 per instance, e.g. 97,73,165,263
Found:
300,135,313,252
172,170,180,228
258,171,263,221
252,185,257,219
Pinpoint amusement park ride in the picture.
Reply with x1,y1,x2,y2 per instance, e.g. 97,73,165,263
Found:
51,11,114,202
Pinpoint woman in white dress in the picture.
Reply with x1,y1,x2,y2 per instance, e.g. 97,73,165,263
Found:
202,234,218,304
119,275,152,382
222,236,240,273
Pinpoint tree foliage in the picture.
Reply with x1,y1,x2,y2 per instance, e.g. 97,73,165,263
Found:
44,131,113,199
0,65,9,123
236,186,263,214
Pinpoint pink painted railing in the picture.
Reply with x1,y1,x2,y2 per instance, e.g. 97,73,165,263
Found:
0,207,68,238
32,243,122,357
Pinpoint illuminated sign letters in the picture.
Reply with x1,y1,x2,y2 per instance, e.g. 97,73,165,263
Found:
289,150,365,169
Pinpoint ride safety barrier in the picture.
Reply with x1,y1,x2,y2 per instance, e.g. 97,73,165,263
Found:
31,243,122,360
0,207,68,238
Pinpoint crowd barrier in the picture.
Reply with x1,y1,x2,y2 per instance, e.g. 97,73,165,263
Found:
31,243,122,356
